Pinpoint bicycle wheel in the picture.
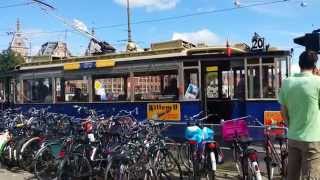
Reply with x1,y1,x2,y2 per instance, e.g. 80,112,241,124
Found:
248,160,262,180
57,153,92,180
157,149,183,180
280,146,288,178
34,142,62,180
19,139,41,171
204,151,216,180
104,160,135,180
264,146,273,180
232,147,244,178
178,143,193,171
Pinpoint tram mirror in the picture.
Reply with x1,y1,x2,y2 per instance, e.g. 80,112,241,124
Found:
294,30,320,53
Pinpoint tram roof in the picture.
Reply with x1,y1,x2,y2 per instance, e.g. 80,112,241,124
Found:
19,40,291,71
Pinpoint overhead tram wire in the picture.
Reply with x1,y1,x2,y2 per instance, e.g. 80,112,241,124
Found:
94,0,293,30
0,0,294,37
0,2,35,9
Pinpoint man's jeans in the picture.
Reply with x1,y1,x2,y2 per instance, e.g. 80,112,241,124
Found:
288,139,320,180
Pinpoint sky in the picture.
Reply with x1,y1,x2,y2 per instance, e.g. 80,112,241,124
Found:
0,0,319,71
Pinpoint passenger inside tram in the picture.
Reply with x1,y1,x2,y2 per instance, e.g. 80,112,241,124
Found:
163,77,179,100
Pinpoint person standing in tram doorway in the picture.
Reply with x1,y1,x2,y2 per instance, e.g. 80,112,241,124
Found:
279,51,320,180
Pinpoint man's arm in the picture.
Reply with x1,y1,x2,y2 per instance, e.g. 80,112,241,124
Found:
280,105,289,126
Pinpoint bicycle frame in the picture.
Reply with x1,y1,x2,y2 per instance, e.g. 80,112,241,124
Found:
264,127,288,179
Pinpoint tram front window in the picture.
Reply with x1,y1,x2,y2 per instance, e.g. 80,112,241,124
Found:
262,65,276,98
23,78,52,103
247,66,261,98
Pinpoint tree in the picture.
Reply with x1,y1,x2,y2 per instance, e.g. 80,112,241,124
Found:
0,50,24,104
0,50,24,73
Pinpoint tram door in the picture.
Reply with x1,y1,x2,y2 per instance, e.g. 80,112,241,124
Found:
203,62,237,123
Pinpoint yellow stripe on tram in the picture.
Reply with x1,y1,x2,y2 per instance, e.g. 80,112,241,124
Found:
96,59,115,68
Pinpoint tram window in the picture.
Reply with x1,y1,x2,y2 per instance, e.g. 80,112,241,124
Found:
206,71,219,98
247,59,259,64
233,69,245,99
56,78,89,102
132,72,178,101
262,65,276,98
10,79,15,103
277,59,288,87
93,77,126,101
222,71,234,98
247,66,261,98
184,69,199,100
23,78,52,103
183,61,198,67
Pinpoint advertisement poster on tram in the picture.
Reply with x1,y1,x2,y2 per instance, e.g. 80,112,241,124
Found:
147,103,181,121
264,111,285,135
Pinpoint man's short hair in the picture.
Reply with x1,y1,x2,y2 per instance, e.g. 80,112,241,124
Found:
299,51,318,70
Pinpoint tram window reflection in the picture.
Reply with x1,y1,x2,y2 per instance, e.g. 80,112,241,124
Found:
93,77,126,101
132,72,178,101
23,78,52,103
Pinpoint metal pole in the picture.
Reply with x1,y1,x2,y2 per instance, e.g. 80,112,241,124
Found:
127,0,132,43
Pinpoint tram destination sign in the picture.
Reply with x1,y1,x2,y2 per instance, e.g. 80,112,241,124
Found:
251,32,268,52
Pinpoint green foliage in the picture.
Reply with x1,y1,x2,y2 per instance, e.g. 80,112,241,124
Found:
0,50,24,73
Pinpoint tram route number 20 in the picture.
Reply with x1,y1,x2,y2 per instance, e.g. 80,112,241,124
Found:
251,37,265,51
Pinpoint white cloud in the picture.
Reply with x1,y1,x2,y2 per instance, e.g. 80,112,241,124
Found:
172,29,220,45
114,0,179,11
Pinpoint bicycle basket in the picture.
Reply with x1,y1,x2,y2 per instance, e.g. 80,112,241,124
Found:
185,126,202,143
202,127,214,141
185,126,215,143
222,119,249,141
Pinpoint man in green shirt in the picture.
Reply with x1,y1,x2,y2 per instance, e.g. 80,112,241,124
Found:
279,51,320,180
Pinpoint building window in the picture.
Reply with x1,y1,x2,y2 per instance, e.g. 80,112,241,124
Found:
23,78,52,103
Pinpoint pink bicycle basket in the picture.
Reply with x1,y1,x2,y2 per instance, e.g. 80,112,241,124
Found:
222,119,249,141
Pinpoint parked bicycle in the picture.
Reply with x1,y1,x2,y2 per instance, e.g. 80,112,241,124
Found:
221,117,262,180
185,111,224,180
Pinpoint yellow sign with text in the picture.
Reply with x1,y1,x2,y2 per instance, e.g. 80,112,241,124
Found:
147,103,181,121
